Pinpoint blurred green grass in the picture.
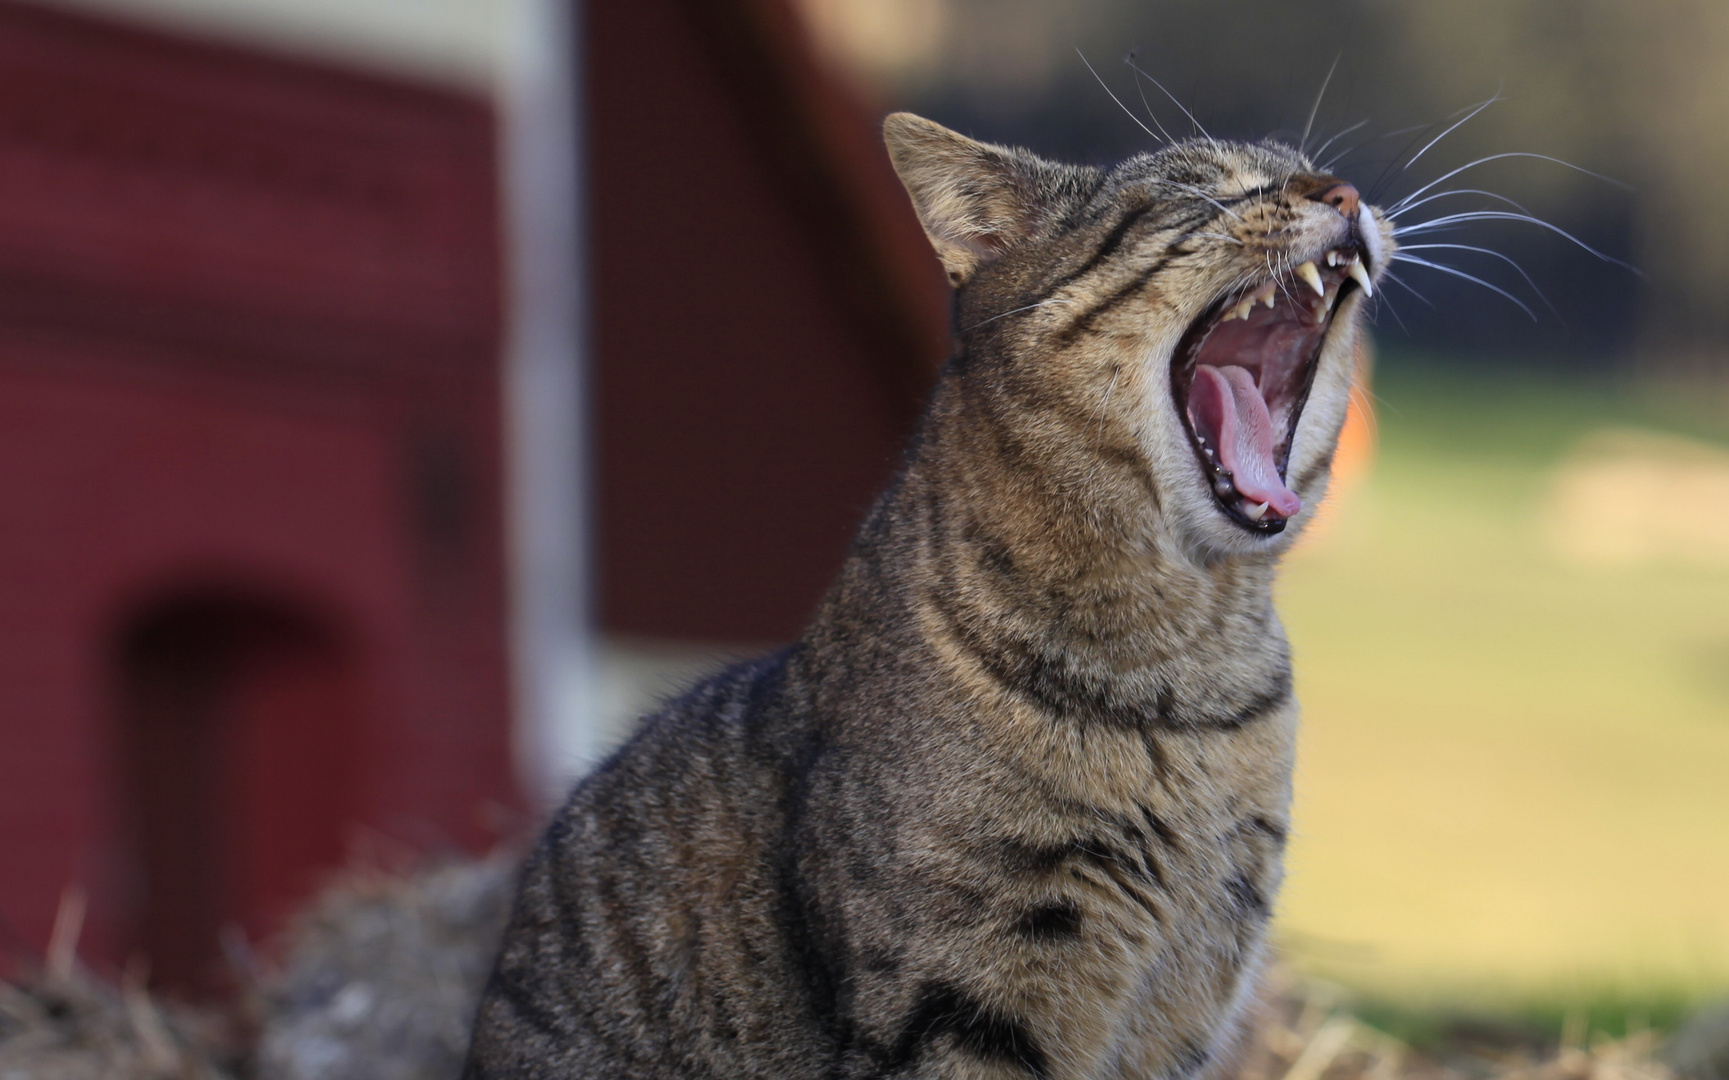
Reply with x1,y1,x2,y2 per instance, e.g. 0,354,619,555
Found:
1275,350,1729,1018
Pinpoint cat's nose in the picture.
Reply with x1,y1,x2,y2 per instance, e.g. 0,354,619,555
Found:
1309,182,1360,219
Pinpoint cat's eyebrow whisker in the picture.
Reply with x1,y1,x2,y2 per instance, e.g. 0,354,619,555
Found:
1123,56,1219,149
1393,210,1639,273
1188,232,1244,246
1394,242,1562,320
1126,50,1178,144
1386,152,1632,217
1386,187,1537,221
961,298,1074,332
1077,49,1165,146
1390,252,1538,320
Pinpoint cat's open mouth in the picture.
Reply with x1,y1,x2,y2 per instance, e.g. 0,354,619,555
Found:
1171,245,1371,535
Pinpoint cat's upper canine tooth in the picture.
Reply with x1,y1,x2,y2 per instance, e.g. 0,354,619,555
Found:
1244,501,1269,521
1345,258,1374,297
1296,260,1325,296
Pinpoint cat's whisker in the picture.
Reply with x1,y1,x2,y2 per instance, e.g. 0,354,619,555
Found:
961,298,1074,333
1394,242,1562,319
1401,92,1500,174
1348,384,1380,437
1390,253,1538,320
1378,268,1435,310
1298,53,1343,156
1368,282,1412,333
1386,152,1631,218
1187,232,1245,246
1077,49,1165,146
1320,119,1437,176
1270,252,1302,307
1366,115,1455,203
1386,187,1536,221
1393,211,1639,272
1308,118,1370,167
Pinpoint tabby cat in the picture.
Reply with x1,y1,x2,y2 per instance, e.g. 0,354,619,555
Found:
465,113,1391,1079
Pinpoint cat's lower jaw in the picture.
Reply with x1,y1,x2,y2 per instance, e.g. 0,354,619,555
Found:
1174,243,1368,534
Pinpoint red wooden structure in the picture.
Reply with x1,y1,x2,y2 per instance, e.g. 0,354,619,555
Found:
589,0,950,642
0,0,949,997
0,1,516,992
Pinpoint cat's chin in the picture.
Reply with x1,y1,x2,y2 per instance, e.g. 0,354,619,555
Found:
1171,243,1371,537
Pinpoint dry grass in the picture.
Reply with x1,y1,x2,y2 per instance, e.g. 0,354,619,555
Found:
1242,971,1682,1080
0,889,241,1079
2,855,1710,1080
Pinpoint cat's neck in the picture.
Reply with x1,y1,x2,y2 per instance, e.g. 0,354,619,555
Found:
816,356,1294,732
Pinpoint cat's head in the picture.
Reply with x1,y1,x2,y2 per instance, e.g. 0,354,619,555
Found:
885,112,1393,559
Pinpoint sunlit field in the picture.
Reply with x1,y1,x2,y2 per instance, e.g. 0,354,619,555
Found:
1277,351,1729,1021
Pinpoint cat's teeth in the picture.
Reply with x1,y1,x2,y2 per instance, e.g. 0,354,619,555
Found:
1296,261,1325,296
1226,297,1255,321
1325,250,1340,266
1244,501,1270,522
1345,258,1374,297
1252,281,1277,308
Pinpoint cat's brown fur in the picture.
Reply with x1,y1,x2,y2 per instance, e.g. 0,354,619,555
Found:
465,113,1392,1079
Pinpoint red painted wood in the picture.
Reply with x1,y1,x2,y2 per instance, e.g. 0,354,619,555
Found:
0,1,516,989
117,594,367,994
588,0,951,642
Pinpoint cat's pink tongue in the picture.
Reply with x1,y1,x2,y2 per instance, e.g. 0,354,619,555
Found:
1188,364,1302,518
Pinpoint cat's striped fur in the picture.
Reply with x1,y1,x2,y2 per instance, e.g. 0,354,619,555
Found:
465,113,1392,1079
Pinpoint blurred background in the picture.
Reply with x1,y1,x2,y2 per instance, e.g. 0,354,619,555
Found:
0,0,1725,1035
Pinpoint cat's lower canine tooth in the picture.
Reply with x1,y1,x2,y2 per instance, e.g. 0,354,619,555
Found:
1297,260,1324,295
1346,257,1374,296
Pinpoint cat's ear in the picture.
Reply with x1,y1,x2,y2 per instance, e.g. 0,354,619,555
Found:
884,113,1095,287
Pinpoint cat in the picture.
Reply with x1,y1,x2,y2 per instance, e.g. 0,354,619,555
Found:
464,111,1391,1079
